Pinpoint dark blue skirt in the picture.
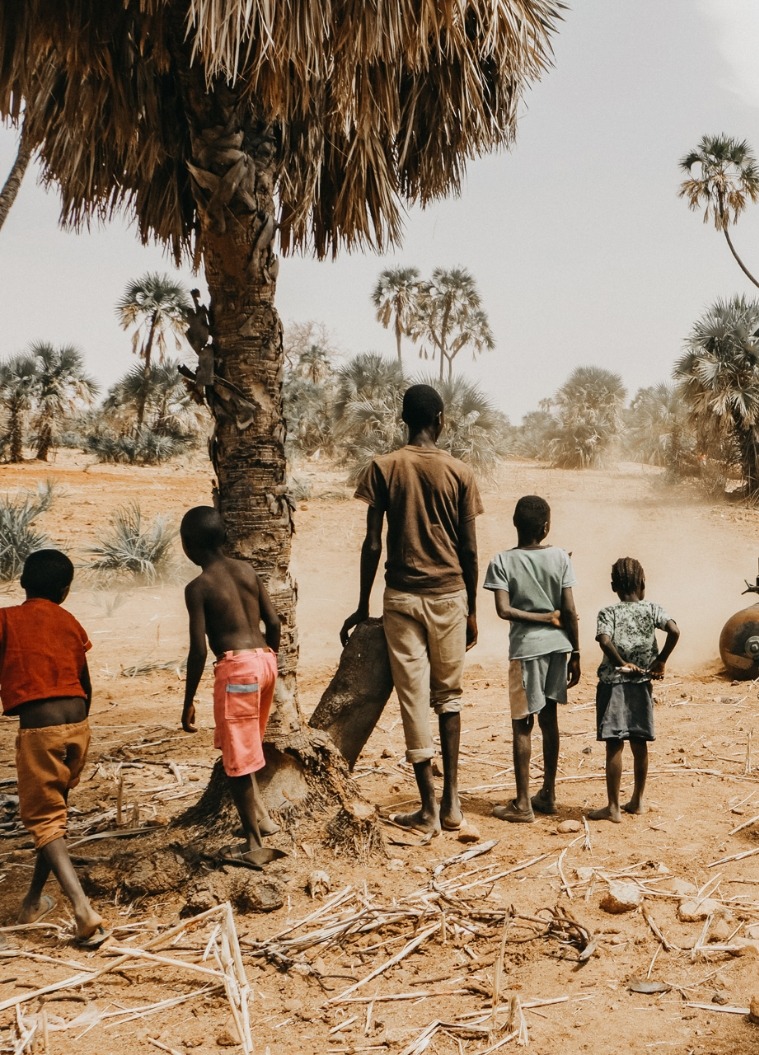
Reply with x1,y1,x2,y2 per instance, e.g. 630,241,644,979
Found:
596,681,655,742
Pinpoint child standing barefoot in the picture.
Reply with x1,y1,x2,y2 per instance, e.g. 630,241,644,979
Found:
588,557,679,823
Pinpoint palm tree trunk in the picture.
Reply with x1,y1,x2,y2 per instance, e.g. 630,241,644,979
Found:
7,401,23,462
136,317,157,433
0,116,32,233
722,229,759,291
180,74,301,741
394,316,403,364
36,420,52,461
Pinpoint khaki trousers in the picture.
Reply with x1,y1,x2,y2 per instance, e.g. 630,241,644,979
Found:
383,588,468,763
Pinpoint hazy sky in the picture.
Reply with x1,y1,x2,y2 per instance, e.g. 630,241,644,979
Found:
1,0,759,423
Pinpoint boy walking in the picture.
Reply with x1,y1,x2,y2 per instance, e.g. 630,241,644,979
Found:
484,496,580,822
341,384,482,836
1,550,106,945
180,506,283,867
588,557,679,822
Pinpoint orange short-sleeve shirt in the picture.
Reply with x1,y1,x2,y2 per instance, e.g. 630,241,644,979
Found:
0,598,91,714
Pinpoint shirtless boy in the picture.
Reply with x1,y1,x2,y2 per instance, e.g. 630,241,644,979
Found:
1,550,106,946
180,506,283,867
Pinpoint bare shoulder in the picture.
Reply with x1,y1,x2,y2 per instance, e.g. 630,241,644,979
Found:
223,555,261,589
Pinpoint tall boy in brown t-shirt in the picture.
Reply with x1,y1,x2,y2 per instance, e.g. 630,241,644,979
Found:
341,385,482,836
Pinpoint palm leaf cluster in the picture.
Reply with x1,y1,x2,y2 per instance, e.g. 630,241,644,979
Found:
0,1,563,261
0,344,98,462
625,383,694,472
87,503,177,582
674,295,759,492
526,366,627,470
0,483,54,581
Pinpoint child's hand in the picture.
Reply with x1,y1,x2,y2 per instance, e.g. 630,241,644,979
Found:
567,653,581,687
548,610,562,627
648,659,666,680
618,663,647,677
182,702,197,733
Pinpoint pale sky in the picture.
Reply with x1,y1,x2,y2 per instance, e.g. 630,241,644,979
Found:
1,0,759,423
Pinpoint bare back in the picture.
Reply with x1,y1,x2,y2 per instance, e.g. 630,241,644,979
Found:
189,556,272,656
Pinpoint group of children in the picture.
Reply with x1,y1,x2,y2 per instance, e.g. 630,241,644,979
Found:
0,497,679,942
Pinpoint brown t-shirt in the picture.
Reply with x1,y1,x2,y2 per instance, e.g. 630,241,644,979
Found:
354,446,484,594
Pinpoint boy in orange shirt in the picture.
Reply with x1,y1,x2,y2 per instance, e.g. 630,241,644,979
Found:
0,550,106,945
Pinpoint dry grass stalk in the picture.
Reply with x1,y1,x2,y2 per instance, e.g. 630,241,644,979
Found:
708,845,759,867
728,811,759,834
641,905,678,953
745,729,753,774
148,1038,185,1055
328,921,441,1004
490,914,511,1039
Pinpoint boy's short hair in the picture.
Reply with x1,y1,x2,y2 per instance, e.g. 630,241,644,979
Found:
611,557,645,595
402,384,444,431
513,495,550,538
180,506,226,549
21,549,74,602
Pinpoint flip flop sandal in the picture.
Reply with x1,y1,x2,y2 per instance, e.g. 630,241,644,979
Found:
386,813,441,838
220,846,288,870
17,893,57,925
75,925,111,949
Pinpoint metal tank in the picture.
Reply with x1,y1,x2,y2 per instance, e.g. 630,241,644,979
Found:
719,561,759,679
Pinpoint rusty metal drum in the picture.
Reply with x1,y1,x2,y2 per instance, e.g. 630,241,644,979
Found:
719,602,759,679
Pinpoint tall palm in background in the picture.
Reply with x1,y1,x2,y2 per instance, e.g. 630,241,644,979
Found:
674,295,759,493
410,268,495,380
626,382,692,471
0,352,37,461
679,135,759,289
372,267,421,365
0,0,562,738
29,342,98,460
104,361,207,439
0,113,32,232
116,274,191,432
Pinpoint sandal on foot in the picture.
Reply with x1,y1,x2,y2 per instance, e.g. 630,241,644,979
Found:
220,845,288,870
75,925,111,949
387,812,441,838
530,791,557,815
493,800,535,823
17,893,57,925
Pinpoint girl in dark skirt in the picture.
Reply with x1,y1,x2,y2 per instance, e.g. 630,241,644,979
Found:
587,558,680,823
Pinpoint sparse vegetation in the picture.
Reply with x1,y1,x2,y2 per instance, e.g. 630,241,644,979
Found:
0,483,54,580
87,503,177,582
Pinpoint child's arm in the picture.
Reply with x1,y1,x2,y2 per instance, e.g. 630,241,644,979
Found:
181,581,207,733
80,658,92,716
648,619,680,679
596,634,647,676
560,586,581,687
493,589,562,627
258,575,281,652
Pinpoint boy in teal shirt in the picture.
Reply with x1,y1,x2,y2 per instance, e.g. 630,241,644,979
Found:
484,496,580,822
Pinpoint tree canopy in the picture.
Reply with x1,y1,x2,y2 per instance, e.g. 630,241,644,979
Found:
0,1,563,261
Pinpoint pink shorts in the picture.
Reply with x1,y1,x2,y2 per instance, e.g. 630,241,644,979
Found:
213,649,277,777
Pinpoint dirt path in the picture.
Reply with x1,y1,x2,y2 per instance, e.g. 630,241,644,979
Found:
0,453,758,1054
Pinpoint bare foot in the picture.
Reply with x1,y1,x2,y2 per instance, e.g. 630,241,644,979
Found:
587,805,622,823
388,810,441,836
17,893,57,924
440,794,463,831
622,800,645,815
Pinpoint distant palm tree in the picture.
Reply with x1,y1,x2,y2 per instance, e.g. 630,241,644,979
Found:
0,353,38,462
410,268,495,380
674,295,759,493
334,352,405,421
0,114,32,233
626,383,693,470
372,267,421,365
679,135,759,289
549,366,627,469
116,274,191,431
29,342,98,460
103,361,206,439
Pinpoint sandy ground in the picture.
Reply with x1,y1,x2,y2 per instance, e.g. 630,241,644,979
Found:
0,451,758,1054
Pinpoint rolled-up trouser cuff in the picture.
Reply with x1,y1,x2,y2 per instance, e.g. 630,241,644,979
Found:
406,745,436,764
432,694,463,715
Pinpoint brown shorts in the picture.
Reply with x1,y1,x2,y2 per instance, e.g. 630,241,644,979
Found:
16,719,90,849
213,649,277,777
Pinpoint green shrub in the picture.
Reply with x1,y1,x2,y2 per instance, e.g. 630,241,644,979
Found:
87,503,177,582
0,483,55,581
